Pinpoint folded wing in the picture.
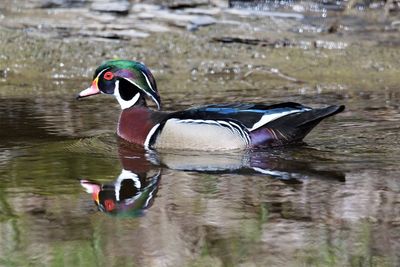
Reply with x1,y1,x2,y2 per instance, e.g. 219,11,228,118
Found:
147,102,345,149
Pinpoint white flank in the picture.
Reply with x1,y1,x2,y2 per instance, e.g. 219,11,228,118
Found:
249,110,306,131
115,169,141,201
216,120,250,144
144,123,161,149
154,119,249,150
114,80,141,109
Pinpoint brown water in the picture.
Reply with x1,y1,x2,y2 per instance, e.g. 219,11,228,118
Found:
1,2,400,266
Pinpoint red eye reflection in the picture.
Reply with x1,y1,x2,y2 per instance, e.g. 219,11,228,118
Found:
104,199,116,211
104,71,114,80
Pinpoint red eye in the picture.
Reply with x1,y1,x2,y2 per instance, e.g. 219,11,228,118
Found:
104,71,114,80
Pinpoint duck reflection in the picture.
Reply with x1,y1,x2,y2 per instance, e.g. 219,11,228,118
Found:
80,142,344,216
150,147,345,182
80,146,161,217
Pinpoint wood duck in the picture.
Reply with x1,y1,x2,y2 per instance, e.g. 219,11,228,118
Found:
77,60,345,151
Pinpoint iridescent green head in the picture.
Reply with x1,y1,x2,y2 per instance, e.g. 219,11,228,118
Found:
78,60,161,110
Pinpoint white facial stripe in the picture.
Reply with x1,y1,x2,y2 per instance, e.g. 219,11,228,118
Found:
124,77,144,92
95,68,110,80
149,94,161,110
114,80,141,109
144,123,161,149
124,77,160,110
140,70,155,93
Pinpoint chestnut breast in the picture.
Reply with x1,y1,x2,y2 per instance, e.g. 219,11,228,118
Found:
117,107,156,146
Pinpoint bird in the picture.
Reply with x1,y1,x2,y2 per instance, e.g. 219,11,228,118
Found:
77,60,345,151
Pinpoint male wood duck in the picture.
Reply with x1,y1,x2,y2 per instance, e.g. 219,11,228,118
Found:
77,60,345,150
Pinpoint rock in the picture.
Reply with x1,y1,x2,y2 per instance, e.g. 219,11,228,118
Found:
137,9,217,30
38,0,69,8
392,20,400,27
149,9,198,27
292,4,305,13
90,0,130,15
137,12,156,20
115,29,150,38
313,40,348,49
212,36,301,48
132,22,171,32
78,29,149,39
212,36,273,46
224,9,304,20
23,0,88,8
131,3,161,12
154,0,209,9
189,15,216,27
182,7,221,16
209,0,228,8
84,12,117,23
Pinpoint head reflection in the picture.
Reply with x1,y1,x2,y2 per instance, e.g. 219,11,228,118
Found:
81,169,160,216
80,145,161,217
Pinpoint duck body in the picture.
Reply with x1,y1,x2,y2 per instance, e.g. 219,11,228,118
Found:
78,60,345,151
117,102,344,151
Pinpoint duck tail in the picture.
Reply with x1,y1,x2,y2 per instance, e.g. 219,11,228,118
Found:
250,105,345,146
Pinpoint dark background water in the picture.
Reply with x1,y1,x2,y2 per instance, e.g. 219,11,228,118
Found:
0,1,400,266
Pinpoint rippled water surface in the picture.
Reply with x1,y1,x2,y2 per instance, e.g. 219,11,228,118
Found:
1,2,400,266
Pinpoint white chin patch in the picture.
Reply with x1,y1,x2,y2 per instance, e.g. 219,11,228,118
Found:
114,80,140,109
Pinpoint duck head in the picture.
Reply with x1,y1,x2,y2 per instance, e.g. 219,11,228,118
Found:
77,60,161,110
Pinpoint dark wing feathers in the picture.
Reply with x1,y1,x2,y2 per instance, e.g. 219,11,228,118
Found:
162,102,344,146
262,105,345,141
193,102,309,111
169,102,310,129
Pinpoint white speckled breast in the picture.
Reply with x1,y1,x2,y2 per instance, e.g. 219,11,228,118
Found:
153,119,249,151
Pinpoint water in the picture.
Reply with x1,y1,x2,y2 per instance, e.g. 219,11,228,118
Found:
1,2,400,266
1,69,399,266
